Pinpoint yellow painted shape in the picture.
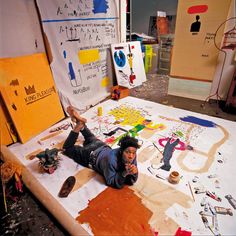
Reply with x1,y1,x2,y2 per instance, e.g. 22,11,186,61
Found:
109,104,145,126
0,53,65,143
101,76,110,87
146,123,166,130
78,49,100,64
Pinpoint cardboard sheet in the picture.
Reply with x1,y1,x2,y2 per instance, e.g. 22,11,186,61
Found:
111,41,146,89
0,53,65,143
170,0,231,81
1,97,236,235
0,97,16,145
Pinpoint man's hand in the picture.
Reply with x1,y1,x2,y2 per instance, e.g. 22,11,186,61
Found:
125,164,138,175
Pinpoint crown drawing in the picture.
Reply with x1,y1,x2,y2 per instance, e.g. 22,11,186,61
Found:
24,85,36,95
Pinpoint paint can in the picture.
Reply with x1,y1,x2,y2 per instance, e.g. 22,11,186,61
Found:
97,106,103,116
168,171,180,184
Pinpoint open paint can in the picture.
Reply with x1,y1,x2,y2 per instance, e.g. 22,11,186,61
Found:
168,171,180,184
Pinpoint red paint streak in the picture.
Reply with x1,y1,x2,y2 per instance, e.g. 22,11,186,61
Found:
187,5,208,14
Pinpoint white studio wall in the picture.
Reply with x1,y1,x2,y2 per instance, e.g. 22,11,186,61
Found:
0,0,45,58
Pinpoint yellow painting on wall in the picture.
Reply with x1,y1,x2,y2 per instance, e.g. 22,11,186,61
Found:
0,53,65,143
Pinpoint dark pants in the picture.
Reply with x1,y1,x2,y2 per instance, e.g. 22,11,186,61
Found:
63,126,106,167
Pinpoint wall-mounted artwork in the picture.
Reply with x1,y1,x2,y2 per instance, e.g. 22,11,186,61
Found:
111,41,146,89
36,0,120,111
170,0,232,81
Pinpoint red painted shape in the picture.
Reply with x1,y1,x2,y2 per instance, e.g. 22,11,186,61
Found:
187,5,208,14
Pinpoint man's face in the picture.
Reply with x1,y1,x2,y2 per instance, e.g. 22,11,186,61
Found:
122,147,137,164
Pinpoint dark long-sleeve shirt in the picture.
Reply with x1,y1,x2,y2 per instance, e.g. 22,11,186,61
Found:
95,147,138,189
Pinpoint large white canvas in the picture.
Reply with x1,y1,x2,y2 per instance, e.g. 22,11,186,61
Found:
36,0,120,111
5,97,236,235
111,41,146,88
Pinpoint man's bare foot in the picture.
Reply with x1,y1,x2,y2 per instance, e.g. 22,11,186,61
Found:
73,121,85,133
67,106,87,124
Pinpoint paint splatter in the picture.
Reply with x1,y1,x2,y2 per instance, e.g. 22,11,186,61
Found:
187,5,208,14
180,116,216,127
93,0,109,14
68,62,75,81
76,186,153,235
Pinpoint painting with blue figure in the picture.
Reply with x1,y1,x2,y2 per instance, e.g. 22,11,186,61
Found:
114,51,126,67
93,0,109,14
180,116,216,128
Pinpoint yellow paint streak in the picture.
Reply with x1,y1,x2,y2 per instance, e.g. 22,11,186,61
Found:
72,168,97,193
78,49,100,64
101,76,110,87
177,124,229,173
39,130,63,141
25,149,43,160
109,104,145,126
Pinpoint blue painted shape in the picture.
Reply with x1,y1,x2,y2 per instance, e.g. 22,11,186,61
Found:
93,0,109,14
114,51,126,67
180,116,216,128
63,50,66,58
68,62,75,81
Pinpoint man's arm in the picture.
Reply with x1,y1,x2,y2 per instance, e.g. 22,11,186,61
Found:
103,162,127,189
123,163,138,185
102,161,138,189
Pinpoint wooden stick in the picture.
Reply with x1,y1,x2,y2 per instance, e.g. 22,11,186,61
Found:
188,181,195,202
152,142,163,156
2,181,7,213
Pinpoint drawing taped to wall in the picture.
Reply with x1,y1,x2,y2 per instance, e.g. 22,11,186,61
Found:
171,0,232,81
36,0,120,111
111,41,146,89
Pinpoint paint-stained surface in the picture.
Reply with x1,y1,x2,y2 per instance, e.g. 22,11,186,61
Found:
6,96,236,235
131,174,192,235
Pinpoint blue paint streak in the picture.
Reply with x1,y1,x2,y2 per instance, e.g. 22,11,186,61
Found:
93,0,109,14
42,17,117,23
63,50,66,59
68,62,75,81
180,116,216,128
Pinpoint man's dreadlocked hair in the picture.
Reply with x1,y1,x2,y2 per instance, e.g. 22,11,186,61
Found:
118,135,140,151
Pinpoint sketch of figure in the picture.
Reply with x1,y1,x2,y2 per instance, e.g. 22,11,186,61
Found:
161,138,179,171
190,15,201,32
160,133,180,171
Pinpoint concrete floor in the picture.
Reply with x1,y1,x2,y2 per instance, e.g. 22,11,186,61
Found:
1,74,235,235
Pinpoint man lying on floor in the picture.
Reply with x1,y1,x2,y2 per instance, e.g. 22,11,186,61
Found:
62,106,140,190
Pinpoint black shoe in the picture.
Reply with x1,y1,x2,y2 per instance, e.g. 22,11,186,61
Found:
58,176,76,198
